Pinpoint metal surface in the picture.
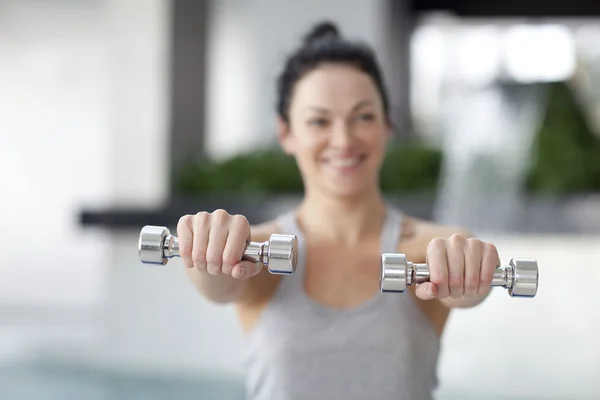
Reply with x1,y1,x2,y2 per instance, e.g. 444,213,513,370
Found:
138,225,297,274
507,258,539,297
380,253,539,298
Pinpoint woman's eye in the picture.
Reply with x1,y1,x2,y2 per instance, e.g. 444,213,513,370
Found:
308,118,328,128
356,113,375,122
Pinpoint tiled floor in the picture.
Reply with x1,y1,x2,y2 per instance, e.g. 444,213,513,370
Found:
0,363,245,400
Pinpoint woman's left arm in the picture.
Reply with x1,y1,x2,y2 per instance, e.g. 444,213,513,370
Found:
414,230,501,309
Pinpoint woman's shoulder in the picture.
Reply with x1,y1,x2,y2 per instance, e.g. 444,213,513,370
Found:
399,213,473,256
250,218,282,242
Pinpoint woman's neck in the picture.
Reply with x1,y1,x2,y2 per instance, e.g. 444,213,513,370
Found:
295,186,387,245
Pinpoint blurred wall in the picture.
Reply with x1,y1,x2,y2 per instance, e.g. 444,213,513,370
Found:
0,0,109,307
0,0,169,359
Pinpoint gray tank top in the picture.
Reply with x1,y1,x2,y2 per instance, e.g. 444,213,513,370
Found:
243,206,440,400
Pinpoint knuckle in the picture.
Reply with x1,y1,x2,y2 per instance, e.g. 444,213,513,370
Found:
194,211,209,225
220,261,234,275
206,255,223,275
191,249,206,265
231,214,248,224
192,261,206,272
178,214,193,229
192,260,207,271
485,242,498,254
222,254,239,269
449,275,463,287
480,272,494,286
449,233,465,246
465,276,479,290
230,214,250,231
205,253,222,266
431,237,446,246
206,266,221,275
466,237,481,249
195,210,209,219
176,216,193,253
430,272,447,285
428,237,446,251
211,209,229,222
229,214,250,231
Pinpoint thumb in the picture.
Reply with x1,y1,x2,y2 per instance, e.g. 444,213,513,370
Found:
231,260,263,279
415,282,438,300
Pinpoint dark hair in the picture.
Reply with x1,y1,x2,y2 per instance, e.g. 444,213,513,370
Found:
276,21,391,124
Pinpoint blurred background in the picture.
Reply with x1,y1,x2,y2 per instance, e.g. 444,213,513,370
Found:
1,0,599,399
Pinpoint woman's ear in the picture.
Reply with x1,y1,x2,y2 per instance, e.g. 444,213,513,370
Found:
276,117,295,155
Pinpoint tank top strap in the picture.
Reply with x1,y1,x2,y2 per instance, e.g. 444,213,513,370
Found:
275,209,298,237
274,210,308,298
380,205,404,254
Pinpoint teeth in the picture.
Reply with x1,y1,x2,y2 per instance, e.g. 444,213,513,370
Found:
328,157,360,168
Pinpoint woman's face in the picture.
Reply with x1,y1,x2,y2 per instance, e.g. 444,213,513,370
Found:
278,63,391,199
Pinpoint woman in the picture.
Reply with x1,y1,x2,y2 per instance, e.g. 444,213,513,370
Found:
178,21,499,400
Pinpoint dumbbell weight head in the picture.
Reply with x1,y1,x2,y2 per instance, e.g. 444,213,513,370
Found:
507,258,538,297
265,233,299,274
380,253,409,292
138,225,173,265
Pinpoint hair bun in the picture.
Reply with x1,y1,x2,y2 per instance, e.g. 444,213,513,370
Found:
302,21,340,46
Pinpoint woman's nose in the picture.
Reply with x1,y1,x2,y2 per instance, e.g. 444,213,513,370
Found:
329,121,355,148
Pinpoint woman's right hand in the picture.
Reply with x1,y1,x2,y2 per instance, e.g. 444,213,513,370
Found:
177,209,263,279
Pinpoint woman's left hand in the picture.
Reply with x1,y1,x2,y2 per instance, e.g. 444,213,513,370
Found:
415,234,501,302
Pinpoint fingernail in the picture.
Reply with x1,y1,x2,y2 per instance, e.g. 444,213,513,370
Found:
235,266,245,279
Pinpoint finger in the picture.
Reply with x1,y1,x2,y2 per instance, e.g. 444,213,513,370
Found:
464,238,482,297
480,243,500,295
427,238,450,299
231,260,263,279
415,282,438,300
206,210,229,275
177,215,194,269
447,235,465,299
191,212,210,272
222,215,251,277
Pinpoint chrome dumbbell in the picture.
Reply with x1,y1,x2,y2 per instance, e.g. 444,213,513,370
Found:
380,254,538,298
138,225,298,274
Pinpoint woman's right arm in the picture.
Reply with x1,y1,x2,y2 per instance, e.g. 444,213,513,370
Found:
178,209,269,304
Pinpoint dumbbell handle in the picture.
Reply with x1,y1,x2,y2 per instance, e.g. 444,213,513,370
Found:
138,225,298,275
404,263,512,287
380,254,538,297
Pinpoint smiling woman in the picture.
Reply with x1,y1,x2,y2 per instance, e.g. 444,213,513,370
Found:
276,22,391,200
177,20,504,400
278,63,390,199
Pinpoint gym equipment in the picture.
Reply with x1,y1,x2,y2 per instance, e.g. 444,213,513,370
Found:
379,254,538,297
138,225,298,274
